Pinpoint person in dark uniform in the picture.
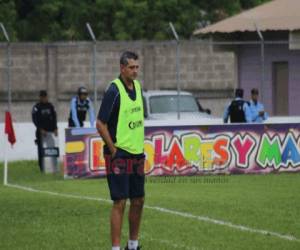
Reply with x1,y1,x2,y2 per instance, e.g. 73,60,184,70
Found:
223,88,251,123
97,51,144,250
68,87,95,128
32,90,58,172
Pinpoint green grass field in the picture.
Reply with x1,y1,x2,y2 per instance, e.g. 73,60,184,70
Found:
0,161,300,250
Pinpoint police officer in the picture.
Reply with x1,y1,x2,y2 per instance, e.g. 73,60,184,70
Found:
249,88,268,122
32,90,58,172
223,88,252,123
97,51,144,250
68,86,95,127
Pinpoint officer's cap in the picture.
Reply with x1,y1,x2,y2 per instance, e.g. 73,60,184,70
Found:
78,87,88,95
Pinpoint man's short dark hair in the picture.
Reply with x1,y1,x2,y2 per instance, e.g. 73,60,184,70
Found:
39,90,47,97
120,51,138,66
251,88,259,95
235,88,244,98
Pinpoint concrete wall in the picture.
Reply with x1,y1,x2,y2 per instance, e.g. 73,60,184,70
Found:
238,43,300,116
0,41,237,122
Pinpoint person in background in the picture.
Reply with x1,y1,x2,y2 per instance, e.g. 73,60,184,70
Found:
223,88,251,123
68,86,95,127
32,90,58,172
249,88,268,123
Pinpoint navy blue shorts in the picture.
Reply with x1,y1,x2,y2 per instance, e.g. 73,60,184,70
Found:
105,149,145,201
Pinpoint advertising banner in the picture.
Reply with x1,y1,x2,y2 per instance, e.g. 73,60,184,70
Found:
64,123,300,178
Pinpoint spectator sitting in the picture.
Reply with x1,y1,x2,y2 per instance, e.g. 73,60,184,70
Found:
68,86,95,128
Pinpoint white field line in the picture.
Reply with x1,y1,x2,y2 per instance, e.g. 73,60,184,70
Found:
5,183,300,243
147,206,300,243
121,231,200,250
140,234,201,250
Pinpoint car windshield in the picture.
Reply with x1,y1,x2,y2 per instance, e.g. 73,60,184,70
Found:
149,95,199,114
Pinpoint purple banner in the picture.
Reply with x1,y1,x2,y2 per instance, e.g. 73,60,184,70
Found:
64,123,300,178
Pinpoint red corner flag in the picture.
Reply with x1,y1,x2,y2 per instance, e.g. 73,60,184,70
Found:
5,111,16,145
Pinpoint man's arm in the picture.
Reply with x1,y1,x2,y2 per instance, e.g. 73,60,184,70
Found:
97,83,119,155
96,120,117,156
249,104,259,122
32,105,39,128
51,104,58,136
259,103,268,121
32,105,46,136
70,98,80,127
244,103,252,123
223,103,230,123
263,111,269,120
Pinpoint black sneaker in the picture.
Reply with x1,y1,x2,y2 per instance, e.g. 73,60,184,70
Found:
124,246,141,250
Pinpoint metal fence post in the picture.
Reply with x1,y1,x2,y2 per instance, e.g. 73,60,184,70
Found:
169,22,181,120
86,23,97,111
255,23,265,103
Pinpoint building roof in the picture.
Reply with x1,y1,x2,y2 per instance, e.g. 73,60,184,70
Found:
194,0,300,35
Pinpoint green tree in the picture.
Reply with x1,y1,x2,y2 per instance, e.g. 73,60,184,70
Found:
110,0,199,40
0,0,272,41
192,0,271,24
15,0,94,41
87,0,121,40
0,0,17,41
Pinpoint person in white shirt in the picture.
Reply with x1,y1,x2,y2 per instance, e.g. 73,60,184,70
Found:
249,88,268,123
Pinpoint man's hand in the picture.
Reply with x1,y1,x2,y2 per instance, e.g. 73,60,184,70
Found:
54,129,58,137
111,147,117,158
40,129,47,136
97,120,117,158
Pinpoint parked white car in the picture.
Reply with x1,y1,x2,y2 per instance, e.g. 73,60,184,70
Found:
143,90,222,123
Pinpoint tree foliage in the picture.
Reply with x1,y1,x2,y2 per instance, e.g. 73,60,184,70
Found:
0,0,17,40
0,0,271,41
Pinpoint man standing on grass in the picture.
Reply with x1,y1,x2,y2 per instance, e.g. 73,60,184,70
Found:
32,90,58,172
97,51,145,250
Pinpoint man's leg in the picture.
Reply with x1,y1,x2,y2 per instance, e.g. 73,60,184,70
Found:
36,130,43,172
111,199,126,247
126,156,145,249
128,197,144,240
106,152,130,249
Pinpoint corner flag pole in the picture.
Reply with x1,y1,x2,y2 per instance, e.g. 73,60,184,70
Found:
1,23,11,186
4,134,8,185
0,22,11,110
